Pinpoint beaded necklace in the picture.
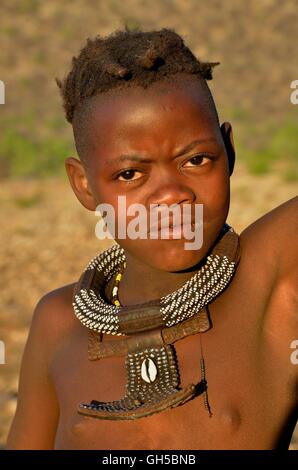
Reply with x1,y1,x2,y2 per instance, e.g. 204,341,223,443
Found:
73,224,240,420
109,260,213,417
110,262,126,307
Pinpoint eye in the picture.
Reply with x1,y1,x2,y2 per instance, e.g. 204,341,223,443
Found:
117,169,143,182
183,154,212,167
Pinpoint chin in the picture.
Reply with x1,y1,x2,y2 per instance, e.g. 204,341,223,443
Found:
141,239,208,272
117,219,225,271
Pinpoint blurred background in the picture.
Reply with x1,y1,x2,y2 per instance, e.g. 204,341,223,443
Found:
0,0,297,449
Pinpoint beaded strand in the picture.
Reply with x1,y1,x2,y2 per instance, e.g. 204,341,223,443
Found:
111,262,126,307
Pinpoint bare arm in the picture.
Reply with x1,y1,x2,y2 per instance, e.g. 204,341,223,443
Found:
240,196,298,279
240,196,298,379
6,295,60,449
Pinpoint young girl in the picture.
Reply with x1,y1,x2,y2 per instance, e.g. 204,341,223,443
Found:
7,28,298,449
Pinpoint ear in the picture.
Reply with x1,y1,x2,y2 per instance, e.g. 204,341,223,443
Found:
220,122,235,176
65,157,97,211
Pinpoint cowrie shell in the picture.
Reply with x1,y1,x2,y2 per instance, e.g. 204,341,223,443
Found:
141,358,158,383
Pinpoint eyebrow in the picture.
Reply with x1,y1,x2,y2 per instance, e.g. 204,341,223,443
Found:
109,137,217,166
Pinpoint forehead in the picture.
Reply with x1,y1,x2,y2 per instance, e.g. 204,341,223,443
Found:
73,75,219,157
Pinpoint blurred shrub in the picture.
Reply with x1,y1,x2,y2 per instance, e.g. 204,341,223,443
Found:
0,109,297,180
0,120,73,178
233,114,298,180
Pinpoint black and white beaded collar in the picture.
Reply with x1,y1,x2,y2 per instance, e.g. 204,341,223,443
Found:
72,224,240,336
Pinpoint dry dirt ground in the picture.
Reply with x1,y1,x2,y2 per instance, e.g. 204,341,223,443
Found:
0,164,297,449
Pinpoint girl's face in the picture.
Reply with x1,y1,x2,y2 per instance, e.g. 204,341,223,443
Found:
68,75,234,272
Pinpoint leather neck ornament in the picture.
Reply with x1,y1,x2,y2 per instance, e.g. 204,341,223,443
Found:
72,224,240,420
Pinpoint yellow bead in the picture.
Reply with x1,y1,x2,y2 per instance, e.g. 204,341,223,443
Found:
114,300,121,307
116,273,122,281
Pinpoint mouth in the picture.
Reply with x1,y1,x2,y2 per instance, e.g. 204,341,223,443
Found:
148,220,199,238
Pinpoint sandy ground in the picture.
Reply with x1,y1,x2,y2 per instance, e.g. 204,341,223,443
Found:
0,163,297,449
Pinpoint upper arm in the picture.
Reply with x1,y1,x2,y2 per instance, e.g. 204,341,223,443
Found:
240,196,298,280
272,196,298,279
240,197,298,357
6,294,61,449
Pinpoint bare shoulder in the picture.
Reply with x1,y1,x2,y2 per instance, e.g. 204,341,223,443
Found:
240,196,298,242
239,196,298,279
32,282,79,349
36,282,76,312
237,197,297,362
6,283,79,450
30,283,78,360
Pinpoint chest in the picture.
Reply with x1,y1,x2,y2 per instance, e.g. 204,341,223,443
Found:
51,273,297,449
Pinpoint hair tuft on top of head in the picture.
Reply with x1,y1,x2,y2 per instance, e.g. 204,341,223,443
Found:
138,45,164,70
56,28,220,123
199,61,220,80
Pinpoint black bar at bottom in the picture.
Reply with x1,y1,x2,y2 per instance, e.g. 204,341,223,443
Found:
0,450,297,467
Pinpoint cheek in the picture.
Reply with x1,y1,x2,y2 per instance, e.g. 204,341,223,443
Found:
88,177,117,207
199,163,230,219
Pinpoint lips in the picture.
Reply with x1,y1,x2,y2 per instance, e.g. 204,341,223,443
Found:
148,220,198,237
147,205,199,237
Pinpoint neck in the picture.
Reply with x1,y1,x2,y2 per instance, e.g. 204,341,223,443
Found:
104,223,234,307
106,249,208,306
73,223,239,337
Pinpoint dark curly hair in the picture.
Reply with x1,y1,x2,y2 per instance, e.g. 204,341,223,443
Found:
56,28,219,124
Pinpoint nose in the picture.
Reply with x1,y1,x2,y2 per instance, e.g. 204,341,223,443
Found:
147,175,195,209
